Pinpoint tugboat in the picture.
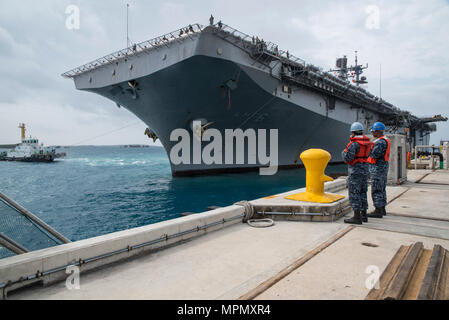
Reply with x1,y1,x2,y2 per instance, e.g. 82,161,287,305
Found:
0,124,66,163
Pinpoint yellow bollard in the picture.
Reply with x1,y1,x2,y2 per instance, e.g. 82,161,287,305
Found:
285,149,345,203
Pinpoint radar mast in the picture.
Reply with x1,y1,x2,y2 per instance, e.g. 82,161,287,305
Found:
330,51,369,86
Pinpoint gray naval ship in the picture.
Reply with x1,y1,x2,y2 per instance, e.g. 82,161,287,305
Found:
63,18,446,176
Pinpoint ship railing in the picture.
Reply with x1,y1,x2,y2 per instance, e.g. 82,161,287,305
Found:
282,66,405,116
276,50,306,67
214,23,253,43
62,24,204,79
0,191,70,260
213,23,306,68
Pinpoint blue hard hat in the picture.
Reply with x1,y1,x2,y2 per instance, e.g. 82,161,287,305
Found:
350,122,364,132
371,122,386,132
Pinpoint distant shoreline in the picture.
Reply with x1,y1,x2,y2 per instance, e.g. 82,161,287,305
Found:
52,145,164,148
0,144,164,151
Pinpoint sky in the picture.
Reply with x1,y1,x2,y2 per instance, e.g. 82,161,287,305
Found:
0,0,448,146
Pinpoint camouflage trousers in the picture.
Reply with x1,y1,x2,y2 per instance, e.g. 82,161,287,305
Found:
348,172,369,212
370,163,389,208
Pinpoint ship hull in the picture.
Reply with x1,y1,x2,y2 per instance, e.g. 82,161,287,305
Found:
0,155,55,163
85,55,350,176
65,24,437,176
69,27,394,176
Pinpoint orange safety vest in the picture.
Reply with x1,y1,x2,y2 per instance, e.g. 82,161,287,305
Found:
344,136,373,166
367,136,391,164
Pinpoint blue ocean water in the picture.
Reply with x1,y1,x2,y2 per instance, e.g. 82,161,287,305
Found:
0,146,346,242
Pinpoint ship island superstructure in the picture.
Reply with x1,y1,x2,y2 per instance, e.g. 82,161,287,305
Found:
62,21,446,176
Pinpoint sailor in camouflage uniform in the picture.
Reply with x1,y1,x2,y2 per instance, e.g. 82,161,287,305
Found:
367,122,391,218
342,122,372,225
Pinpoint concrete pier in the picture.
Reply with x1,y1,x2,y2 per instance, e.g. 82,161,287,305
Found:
2,170,449,300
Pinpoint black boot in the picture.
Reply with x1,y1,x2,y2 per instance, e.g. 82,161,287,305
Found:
361,210,368,223
345,210,363,225
367,207,383,218
381,207,387,216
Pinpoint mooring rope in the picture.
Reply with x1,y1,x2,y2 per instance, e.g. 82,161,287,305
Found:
234,201,254,222
234,201,274,228
247,218,275,228
70,121,142,146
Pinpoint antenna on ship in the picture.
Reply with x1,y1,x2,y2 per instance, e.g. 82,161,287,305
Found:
330,51,368,86
351,51,368,86
126,3,130,48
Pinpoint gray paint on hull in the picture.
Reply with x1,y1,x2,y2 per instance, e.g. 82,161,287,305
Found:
85,55,350,175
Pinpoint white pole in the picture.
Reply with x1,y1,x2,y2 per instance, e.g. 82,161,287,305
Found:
379,64,382,100
414,146,417,170
127,4,129,48
431,146,434,170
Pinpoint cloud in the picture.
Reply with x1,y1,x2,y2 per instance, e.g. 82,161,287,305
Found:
0,26,34,58
283,0,449,141
0,0,448,146
159,2,186,20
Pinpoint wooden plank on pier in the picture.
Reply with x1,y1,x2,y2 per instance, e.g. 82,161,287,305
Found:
366,242,449,300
